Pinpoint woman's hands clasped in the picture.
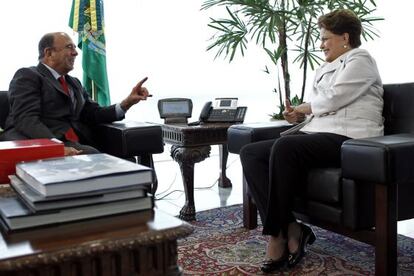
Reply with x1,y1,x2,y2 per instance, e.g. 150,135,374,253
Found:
282,99,312,124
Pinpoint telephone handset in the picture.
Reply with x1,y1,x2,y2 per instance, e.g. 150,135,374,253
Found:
199,101,213,122
198,98,247,123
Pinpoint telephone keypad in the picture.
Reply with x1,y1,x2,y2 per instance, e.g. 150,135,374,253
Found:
208,109,237,122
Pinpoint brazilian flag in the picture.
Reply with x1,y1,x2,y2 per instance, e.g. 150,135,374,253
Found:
69,0,110,106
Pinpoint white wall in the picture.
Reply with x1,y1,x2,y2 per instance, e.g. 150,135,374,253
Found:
0,1,413,123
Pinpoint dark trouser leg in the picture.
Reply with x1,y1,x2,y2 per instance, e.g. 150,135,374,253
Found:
240,139,275,224
263,132,349,236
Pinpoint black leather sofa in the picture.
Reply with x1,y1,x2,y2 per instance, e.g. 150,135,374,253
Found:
0,90,164,193
227,83,414,275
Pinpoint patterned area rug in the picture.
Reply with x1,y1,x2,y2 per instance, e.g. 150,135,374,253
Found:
177,204,414,275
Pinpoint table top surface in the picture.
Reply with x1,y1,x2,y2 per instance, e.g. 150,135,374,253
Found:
0,209,192,269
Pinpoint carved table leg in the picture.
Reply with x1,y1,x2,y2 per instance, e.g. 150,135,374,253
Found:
218,144,232,188
170,145,211,221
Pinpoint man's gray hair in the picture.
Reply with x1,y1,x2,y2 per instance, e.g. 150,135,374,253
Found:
38,33,56,61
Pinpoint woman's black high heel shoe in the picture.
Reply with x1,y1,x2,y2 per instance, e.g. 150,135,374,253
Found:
287,223,316,268
261,250,288,273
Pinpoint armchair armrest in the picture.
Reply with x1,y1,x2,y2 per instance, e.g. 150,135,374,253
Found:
95,121,164,158
342,134,414,184
227,121,291,154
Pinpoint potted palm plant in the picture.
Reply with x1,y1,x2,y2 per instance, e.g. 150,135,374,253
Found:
201,0,383,119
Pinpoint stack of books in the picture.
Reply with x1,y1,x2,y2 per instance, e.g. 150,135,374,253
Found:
0,153,154,232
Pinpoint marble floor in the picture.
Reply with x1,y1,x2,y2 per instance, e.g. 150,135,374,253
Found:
153,145,414,239
153,145,243,217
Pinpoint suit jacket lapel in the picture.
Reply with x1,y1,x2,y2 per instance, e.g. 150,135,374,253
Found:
315,58,343,84
65,75,86,116
37,63,69,97
37,63,86,118
314,50,354,84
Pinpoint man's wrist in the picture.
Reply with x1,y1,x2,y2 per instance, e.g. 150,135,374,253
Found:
115,103,126,118
120,100,131,111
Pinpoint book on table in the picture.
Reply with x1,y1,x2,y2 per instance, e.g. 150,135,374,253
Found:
0,139,64,184
0,195,154,232
2,210,154,243
15,153,153,197
9,175,150,212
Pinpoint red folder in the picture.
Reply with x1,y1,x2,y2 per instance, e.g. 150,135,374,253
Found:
0,139,64,184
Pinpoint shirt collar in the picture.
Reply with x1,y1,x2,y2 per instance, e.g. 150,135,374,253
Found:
42,63,62,80
318,48,356,73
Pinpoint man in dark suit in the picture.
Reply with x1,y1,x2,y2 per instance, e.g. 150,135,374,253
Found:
0,32,151,156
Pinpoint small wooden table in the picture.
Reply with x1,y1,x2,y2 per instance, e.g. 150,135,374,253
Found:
0,209,192,276
161,123,234,221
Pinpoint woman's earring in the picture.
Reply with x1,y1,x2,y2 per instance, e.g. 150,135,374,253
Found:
343,44,348,49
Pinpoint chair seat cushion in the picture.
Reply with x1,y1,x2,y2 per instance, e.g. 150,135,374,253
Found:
307,168,342,204
306,200,342,224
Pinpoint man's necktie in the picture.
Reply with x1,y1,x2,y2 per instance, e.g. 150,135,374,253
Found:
58,76,79,142
58,76,69,95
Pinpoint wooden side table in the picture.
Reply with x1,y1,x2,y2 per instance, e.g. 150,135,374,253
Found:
0,208,192,276
161,123,235,221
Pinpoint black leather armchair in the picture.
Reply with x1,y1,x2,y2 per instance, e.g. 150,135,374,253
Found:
227,83,414,275
0,90,164,193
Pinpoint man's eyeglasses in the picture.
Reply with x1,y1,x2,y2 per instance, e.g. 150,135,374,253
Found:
50,44,77,52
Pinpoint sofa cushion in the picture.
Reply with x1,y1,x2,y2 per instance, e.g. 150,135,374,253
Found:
305,200,342,225
307,168,342,204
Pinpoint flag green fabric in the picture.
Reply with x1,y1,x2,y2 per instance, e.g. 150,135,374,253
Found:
69,0,110,106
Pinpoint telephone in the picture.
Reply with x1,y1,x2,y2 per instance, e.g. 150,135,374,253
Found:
198,98,247,123
158,98,192,124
